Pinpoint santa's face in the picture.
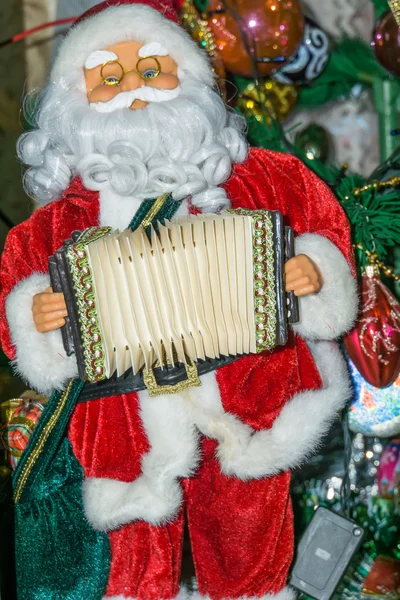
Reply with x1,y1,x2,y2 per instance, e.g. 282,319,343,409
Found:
18,29,248,209
84,40,180,111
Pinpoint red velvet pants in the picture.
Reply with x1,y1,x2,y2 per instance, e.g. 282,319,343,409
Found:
69,395,294,600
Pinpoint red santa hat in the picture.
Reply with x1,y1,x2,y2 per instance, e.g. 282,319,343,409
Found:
51,0,213,85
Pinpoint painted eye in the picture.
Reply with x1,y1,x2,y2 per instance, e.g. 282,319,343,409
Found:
142,68,158,79
104,76,120,85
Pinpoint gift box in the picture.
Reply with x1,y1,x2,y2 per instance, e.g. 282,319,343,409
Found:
0,393,46,470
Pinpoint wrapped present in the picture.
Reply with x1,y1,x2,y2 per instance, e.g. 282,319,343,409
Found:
362,556,400,599
0,393,46,470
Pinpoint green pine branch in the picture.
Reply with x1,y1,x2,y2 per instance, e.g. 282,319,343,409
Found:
298,38,389,109
336,176,400,267
370,0,390,18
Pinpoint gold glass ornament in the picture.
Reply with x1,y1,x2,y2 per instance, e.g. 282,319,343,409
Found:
236,79,298,123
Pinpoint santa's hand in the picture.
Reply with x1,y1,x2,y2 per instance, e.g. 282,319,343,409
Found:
32,287,68,332
285,254,323,297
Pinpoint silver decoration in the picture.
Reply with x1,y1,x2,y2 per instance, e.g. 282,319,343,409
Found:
273,18,329,84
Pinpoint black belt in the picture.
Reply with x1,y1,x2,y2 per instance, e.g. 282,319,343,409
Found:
78,355,238,402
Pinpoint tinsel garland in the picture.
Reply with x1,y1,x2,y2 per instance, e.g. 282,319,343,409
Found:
179,0,218,68
388,0,400,24
335,175,400,270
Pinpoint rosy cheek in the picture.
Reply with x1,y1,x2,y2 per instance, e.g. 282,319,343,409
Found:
88,85,119,103
150,73,180,90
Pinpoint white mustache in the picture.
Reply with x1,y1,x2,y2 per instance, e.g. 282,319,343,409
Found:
90,85,182,113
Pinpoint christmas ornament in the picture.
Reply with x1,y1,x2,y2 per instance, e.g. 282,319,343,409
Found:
294,124,331,162
344,266,400,388
205,0,304,77
362,556,400,598
0,396,45,470
236,79,298,124
355,241,400,283
377,440,400,499
347,359,400,437
273,17,330,84
372,10,400,78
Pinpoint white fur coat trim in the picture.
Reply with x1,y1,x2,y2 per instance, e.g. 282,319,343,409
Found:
103,587,296,600
103,588,191,600
83,389,200,532
52,4,213,87
190,588,297,600
189,341,350,479
292,234,358,340
5,273,78,396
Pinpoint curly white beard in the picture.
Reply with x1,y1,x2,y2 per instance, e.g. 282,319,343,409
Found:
18,71,248,215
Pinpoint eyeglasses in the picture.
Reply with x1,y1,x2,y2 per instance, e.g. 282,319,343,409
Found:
100,56,162,86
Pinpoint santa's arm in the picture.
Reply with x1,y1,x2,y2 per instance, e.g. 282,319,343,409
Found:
0,217,78,396
290,161,358,340
197,154,359,479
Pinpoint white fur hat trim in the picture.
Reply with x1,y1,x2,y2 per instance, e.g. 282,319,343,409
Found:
51,4,214,86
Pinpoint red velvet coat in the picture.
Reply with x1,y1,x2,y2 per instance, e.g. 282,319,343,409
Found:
0,148,357,598
0,146,357,478
0,147,353,404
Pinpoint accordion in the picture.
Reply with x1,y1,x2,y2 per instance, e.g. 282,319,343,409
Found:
49,209,299,389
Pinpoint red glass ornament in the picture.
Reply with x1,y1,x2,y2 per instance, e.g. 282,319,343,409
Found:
205,0,304,77
344,268,400,388
372,10,400,77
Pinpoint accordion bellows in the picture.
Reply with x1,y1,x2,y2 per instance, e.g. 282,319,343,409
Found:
49,210,298,383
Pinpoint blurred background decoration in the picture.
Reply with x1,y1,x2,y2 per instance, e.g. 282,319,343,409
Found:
2,0,400,598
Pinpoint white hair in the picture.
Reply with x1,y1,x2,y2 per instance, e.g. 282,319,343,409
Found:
18,70,248,213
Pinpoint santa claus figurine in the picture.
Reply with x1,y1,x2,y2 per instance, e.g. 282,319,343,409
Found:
0,1,358,599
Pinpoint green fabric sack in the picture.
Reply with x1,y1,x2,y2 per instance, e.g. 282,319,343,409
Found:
12,380,111,600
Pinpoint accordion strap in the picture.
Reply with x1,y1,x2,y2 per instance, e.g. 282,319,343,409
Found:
78,355,237,402
128,192,181,232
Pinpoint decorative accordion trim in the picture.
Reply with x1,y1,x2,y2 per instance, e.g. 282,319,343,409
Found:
227,209,277,352
65,212,278,382
66,227,111,382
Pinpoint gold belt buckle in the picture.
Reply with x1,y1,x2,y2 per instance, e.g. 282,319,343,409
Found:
143,360,201,397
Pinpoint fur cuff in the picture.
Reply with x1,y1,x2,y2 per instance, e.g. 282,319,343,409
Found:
5,273,78,395
291,234,358,340
84,391,200,531
83,474,183,531
191,342,350,479
216,341,350,478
